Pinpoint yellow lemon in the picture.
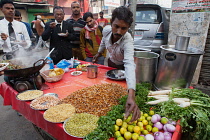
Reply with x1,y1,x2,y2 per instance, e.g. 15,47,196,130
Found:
149,110,155,116
138,136,146,140
143,113,149,118
116,119,123,126
137,121,143,127
142,130,149,135
146,125,152,132
132,133,139,140
138,116,145,122
140,126,144,131
122,121,128,129
142,120,148,126
120,127,127,135
115,131,121,138
152,127,159,133
127,125,134,132
115,125,120,131
124,131,132,140
117,136,125,140
133,126,141,134
146,116,152,121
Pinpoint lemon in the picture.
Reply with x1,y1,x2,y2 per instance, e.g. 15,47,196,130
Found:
140,126,144,131
127,125,134,132
149,110,155,116
116,119,123,126
132,133,139,140
138,116,145,122
143,113,149,118
152,127,159,133
140,111,144,115
133,126,141,134
117,136,125,140
146,116,152,121
120,127,127,135
137,122,143,127
142,130,149,135
122,121,128,129
142,120,148,126
146,125,152,132
138,136,146,140
115,131,121,138
115,125,120,131
125,115,132,123
124,131,132,140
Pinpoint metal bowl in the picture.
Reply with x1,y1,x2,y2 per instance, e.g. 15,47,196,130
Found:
106,69,126,80
44,93,59,98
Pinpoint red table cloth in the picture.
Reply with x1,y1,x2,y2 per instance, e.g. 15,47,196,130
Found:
0,63,126,140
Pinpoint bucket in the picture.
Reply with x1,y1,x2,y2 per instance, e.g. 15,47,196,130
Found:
154,45,204,90
134,51,159,83
175,36,190,51
87,65,98,79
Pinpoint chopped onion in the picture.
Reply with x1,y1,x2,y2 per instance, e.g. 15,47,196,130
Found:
153,122,163,130
154,132,164,140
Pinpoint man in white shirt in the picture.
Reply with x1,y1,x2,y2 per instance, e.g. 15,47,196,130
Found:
0,0,31,59
93,6,140,122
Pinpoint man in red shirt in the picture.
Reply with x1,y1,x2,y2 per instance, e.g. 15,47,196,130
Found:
97,11,108,27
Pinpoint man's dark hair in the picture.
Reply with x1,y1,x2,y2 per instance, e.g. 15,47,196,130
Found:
15,10,21,17
0,0,14,8
111,6,133,26
53,6,64,13
83,12,93,21
99,11,103,15
71,1,80,7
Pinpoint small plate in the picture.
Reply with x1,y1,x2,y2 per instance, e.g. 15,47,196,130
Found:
71,71,82,76
0,63,9,71
106,69,126,80
58,33,66,36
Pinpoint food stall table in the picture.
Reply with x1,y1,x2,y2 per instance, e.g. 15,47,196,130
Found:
0,64,126,140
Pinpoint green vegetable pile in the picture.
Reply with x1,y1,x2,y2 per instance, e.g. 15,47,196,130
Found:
84,83,210,140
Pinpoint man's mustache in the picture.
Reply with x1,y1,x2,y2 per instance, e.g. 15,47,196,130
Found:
114,33,122,37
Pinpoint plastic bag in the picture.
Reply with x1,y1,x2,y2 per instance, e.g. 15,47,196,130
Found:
56,59,72,72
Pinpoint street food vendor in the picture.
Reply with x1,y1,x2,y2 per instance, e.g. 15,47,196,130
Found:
93,6,140,121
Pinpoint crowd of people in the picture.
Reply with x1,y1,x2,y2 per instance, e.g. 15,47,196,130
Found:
0,0,140,122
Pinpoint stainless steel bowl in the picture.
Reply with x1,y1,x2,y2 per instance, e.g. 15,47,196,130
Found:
106,69,125,80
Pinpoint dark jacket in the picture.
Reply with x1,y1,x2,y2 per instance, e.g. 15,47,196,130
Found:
42,20,76,64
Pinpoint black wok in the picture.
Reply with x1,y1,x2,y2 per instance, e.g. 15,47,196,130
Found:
4,57,46,77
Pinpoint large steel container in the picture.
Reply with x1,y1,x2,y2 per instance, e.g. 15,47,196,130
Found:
154,45,204,90
134,51,159,83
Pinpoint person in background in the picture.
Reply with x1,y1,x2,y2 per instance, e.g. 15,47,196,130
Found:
97,11,108,27
66,1,86,60
42,6,76,64
0,0,31,60
14,10,36,47
80,12,105,65
34,15,48,50
93,6,140,121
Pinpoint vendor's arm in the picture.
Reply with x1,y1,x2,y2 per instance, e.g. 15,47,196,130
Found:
123,33,140,122
80,29,87,60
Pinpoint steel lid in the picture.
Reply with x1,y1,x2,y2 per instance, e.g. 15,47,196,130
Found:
161,45,204,55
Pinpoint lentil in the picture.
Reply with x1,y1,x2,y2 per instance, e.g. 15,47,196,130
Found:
64,113,99,137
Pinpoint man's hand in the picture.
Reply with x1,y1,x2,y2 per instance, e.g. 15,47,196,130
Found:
49,22,56,28
125,89,140,122
92,53,101,63
1,33,8,40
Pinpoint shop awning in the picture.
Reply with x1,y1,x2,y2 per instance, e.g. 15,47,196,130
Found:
14,2,52,6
